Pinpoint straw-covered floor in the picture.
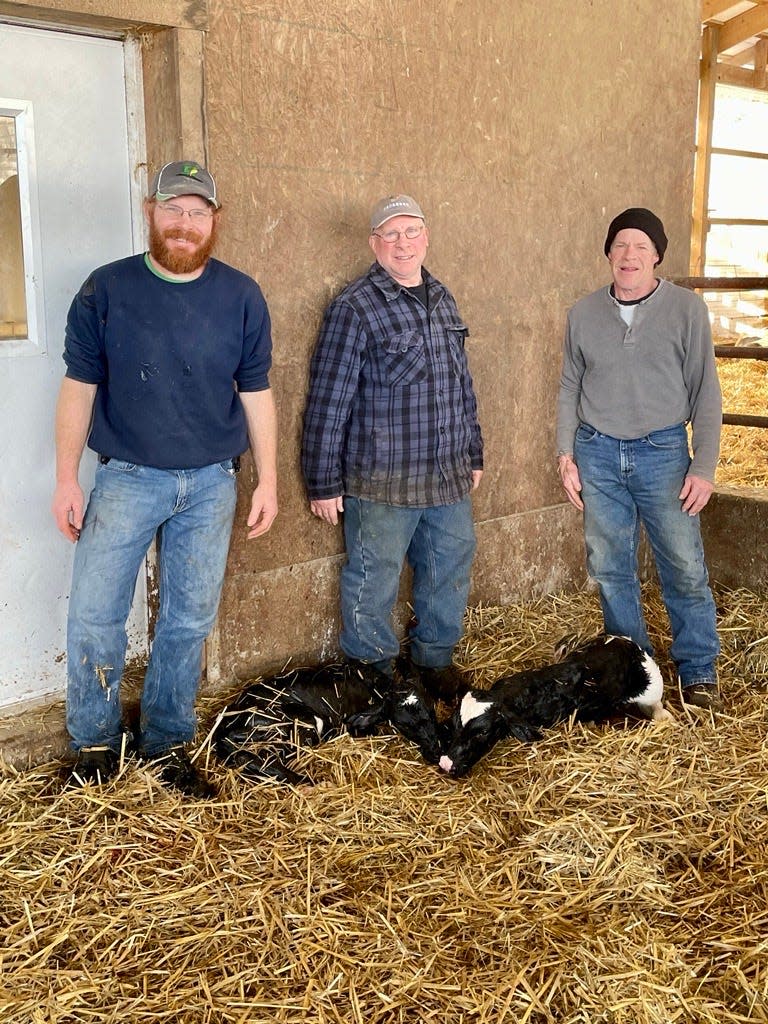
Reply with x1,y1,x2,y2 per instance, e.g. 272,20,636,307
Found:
2,582,767,1024
716,355,768,487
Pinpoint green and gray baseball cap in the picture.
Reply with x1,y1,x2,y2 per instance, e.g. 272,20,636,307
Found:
370,194,425,231
150,160,220,208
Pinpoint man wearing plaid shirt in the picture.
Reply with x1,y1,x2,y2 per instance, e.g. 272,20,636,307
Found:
301,194,483,702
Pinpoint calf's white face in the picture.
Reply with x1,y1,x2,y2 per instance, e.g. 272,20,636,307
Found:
459,693,494,726
439,692,508,777
626,652,665,714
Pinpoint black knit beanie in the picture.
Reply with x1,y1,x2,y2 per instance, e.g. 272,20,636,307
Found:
604,208,668,265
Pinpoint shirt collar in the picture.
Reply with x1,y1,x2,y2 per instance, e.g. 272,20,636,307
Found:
369,261,438,301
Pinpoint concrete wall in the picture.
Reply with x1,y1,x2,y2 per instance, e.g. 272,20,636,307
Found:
203,0,704,679
702,485,768,592
1,0,705,692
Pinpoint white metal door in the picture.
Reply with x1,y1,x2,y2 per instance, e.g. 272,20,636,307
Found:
0,23,147,709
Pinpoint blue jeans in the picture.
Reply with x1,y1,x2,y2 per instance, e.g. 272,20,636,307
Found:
575,423,719,686
66,458,237,755
340,496,476,669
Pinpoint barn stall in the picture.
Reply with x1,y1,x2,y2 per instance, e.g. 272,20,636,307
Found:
2,582,767,1024
2,0,768,1020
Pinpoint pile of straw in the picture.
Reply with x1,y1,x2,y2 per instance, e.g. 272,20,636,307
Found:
2,583,767,1024
716,356,768,488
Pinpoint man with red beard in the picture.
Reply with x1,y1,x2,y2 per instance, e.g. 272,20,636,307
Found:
52,161,277,796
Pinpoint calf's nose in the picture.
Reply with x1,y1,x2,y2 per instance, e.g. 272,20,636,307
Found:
438,755,454,773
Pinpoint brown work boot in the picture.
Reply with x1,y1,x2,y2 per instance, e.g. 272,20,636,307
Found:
682,683,723,713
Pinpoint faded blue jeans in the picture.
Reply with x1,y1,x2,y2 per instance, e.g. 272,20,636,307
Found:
574,423,719,686
340,496,476,670
66,458,237,755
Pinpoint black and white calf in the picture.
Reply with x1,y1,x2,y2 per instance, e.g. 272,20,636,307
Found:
438,635,671,778
213,660,443,784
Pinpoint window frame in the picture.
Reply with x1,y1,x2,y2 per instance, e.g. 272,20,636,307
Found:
0,98,46,356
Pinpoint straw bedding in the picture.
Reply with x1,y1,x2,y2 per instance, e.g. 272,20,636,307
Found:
2,582,767,1024
716,355,768,487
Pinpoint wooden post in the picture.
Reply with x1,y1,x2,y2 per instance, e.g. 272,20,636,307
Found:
691,24,719,275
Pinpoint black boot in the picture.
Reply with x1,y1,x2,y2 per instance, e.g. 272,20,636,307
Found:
69,746,119,787
148,745,217,799
412,663,470,705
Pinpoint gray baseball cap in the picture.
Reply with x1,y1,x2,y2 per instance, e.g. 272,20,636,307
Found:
370,194,425,231
150,160,220,208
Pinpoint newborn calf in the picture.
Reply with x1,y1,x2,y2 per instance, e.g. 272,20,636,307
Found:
439,635,670,778
214,659,443,784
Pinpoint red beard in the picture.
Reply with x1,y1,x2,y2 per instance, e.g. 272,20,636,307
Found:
148,218,218,275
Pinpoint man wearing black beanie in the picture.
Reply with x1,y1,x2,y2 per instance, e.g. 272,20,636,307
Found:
603,207,668,263
555,207,723,711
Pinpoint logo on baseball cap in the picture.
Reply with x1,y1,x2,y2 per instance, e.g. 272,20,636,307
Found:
370,194,425,231
150,160,220,208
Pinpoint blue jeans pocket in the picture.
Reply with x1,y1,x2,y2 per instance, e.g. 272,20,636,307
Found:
576,424,600,444
99,457,137,473
646,424,686,450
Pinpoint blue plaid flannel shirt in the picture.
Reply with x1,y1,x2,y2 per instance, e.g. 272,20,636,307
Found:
302,262,483,507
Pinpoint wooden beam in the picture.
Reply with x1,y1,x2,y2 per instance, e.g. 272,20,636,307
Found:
702,0,744,21
674,276,768,288
716,62,768,88
720,43,757,65
708,216,768,224
692,24,719,274
718,5,768,52
712,145,768,158
755,36,768,85
0,0,208,30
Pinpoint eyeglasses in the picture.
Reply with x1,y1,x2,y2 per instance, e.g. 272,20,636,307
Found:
371,224,425,243
154,202,214,221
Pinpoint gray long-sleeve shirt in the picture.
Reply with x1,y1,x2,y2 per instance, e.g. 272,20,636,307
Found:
556,279,722,480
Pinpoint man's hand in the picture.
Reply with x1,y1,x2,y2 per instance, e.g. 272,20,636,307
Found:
471,469,483,491
310,496,344,526
679,474,714,516
247,482,278,539
558,454,584,511
52,480,85,543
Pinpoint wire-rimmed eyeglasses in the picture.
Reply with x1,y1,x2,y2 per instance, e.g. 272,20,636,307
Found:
154,203,215,221
371,224,425,243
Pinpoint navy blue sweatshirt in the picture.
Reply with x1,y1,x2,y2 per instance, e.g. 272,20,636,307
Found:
64,254,272,469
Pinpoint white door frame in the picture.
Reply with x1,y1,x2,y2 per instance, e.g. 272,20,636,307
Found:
0,22,150,713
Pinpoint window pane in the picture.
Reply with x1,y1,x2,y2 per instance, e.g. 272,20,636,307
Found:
704,223,768,277
708,153,768,220
712,83,768,154
0,114,27,340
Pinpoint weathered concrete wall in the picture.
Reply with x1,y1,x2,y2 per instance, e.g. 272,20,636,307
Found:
204,0,704,679
702,485,768,592
0,0,706,710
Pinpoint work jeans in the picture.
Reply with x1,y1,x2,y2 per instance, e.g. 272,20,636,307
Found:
340,496,476,669
575,423,719,686
66,458,237,755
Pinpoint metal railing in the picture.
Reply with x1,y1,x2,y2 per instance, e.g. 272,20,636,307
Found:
674,276,768,429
